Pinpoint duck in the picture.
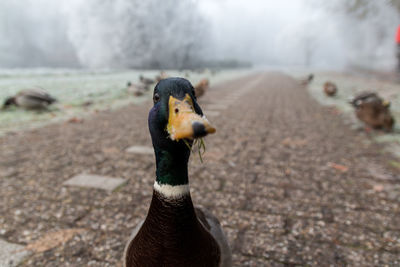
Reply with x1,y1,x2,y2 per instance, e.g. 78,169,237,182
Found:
127,81,147,96
194,78,210,98
323,81,337,96
139,75,155,87
155,71,168,82
349,92,394,131
124,78,232,267
3,88,57,110
299,74,314,86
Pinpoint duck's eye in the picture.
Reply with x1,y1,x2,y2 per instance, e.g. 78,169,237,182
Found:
153,93,160,103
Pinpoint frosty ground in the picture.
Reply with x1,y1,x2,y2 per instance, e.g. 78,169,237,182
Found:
0,71,400,266
0,69,250,136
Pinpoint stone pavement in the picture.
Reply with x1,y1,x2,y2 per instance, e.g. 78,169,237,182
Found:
0,239,30,267
63,174,127,191
0,72,399,266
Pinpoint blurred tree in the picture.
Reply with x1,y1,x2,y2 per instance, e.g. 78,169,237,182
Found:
390,0,400,13
314,0,399,69
68,0,210,69
319,0,397,18
0,0,79,68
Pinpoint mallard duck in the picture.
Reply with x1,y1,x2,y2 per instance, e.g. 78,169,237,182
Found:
139,75,155,87
350,92,394,131
299,74,314,86
127,81,147,96
155,71,168,82
323,81,337,96
124,78,231,267
194,78,210,98
3,89,57,110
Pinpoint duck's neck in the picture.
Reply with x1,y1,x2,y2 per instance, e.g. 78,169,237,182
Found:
154,146,190,192
151,145,194,215
144,146,201,243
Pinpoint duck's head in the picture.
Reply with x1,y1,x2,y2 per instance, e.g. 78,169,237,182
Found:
382,100,391,109
149,78,216,186
3,97,16,109
148,77,215,152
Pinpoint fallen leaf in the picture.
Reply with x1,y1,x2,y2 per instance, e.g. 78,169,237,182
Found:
102,147,119,155
25,228,84,253
281,137,308,148
81,101,93,107
67,117,84,123
329,107,341,115
329,162,349,172
373,184,384,192
203,149,224,161
281,138,291,145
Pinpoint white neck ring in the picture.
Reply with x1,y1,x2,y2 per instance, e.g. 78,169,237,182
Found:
153,181,190,199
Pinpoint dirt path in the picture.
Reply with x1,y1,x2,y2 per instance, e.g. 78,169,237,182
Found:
1,72,399,266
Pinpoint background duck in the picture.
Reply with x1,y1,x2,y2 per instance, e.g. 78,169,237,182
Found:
3,88,57,110
139,75,155,88
323,81,337,96
350,92,394,131
155,71,168,82
124,78,231,267
126,81,147,96
194,78,210,98
299,73,314,86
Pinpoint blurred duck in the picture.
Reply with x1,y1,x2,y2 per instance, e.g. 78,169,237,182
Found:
127,81,147,96
350,92,394,131
139,75,155,87
299,74,314,86
124,78,231,267
3,89,57,110
323,81,337,96
155,71,168,82
194,78,210,98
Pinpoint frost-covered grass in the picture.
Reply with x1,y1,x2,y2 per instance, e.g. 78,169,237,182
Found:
0,68,251,135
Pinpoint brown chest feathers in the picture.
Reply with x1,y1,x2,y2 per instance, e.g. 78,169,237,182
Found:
125,191,221,267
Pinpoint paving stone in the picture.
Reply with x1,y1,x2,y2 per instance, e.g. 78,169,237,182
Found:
223,96,238,101
205,104,227,110
218,102,233,107
204,110,220,117
125,146,153,155
0,239,30,267
63,174,127,191
219,100,235,106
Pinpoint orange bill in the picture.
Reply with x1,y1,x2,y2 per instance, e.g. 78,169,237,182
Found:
167,94,216,140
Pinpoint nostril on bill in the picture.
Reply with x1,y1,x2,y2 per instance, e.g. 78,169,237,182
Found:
192,121,207,138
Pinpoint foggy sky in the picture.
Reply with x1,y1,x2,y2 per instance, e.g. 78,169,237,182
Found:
0,0,398,70
199,0,399,69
